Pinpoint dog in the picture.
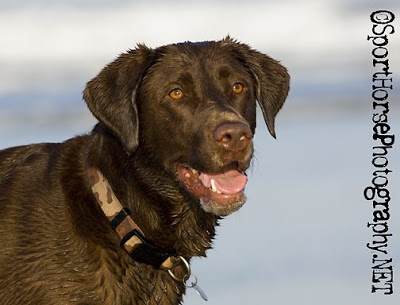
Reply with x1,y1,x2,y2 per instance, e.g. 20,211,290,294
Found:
0,37,289,304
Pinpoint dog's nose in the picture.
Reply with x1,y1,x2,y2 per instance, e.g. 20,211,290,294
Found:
214,122,253,152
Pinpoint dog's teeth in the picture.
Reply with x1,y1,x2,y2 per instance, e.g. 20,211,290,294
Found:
210,179,222,194
211,179,217,193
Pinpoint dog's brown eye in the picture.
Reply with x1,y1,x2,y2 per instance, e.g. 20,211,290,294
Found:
232,83,243,94
169,88,184,100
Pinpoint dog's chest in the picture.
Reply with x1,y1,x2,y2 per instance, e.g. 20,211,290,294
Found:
86,262,183,305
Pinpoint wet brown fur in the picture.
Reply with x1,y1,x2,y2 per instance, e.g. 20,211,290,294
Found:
0,38,289,304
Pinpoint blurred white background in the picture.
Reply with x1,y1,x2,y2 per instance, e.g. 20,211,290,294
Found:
1,0,400,304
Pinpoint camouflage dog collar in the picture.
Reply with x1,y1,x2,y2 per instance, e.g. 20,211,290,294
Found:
86,167,183,271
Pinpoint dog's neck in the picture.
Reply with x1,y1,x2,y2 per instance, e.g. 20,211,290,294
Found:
86,130,219,259
86,167,184,270
83,129,219,258
84,164,215,301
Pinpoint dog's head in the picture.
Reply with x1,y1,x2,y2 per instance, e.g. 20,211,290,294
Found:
84,37,289,216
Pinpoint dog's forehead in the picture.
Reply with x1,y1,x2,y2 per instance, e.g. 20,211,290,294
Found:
150,42,247,79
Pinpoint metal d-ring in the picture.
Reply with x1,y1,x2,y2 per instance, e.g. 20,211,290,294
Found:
167,256,191,283
167,257,209,301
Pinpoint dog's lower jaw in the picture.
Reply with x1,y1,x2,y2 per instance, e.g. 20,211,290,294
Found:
200,194,246,217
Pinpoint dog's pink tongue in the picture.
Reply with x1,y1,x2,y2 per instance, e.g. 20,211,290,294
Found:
199,170,247,194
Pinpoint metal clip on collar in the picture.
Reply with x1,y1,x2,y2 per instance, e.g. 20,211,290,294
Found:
166,256,208,301
167,256,191,282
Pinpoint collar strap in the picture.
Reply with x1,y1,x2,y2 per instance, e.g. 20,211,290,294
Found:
86,167,179,270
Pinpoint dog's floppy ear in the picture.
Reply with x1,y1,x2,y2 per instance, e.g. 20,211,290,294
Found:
251,54,290,138
83,44,153,154
224,38,290,137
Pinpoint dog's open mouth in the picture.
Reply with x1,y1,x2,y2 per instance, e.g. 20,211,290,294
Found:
177,165,247,216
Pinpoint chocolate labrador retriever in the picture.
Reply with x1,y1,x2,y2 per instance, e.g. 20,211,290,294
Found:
0,37,289,304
